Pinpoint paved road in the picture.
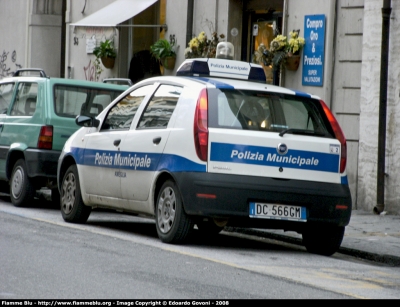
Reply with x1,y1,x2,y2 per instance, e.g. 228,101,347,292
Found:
1,196,400,299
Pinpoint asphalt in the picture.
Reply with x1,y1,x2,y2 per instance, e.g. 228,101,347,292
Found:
32,189,400,266
226,209,400,266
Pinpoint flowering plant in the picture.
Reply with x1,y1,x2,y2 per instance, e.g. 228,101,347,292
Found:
185,31,225,59
253,30,305,71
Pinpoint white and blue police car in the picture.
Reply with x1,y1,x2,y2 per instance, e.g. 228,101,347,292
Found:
57,43,351,256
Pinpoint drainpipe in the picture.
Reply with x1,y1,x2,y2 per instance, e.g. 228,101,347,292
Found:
186,0,194,46
375,0,392,214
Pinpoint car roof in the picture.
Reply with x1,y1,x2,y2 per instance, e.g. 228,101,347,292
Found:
0,75,129,91
129,75,320,101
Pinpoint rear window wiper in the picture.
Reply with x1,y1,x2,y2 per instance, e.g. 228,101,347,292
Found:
279,128,326,137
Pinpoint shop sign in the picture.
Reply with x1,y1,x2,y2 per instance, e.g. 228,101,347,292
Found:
302,15,325,87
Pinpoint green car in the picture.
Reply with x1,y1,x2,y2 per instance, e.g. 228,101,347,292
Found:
0,69,128,206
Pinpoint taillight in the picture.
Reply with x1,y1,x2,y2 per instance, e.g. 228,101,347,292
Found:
194,89,208,161
38,126,53,149
320,100,347,173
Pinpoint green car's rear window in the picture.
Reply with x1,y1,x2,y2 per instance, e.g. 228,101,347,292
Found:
54,85,123,118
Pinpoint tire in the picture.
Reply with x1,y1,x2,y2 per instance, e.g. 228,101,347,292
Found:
60,164,91,223
196,219,225,235
10,159,36,207
155,180,194,244
302,225,345,256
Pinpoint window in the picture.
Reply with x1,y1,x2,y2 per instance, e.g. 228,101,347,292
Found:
208,89,331,136
54,85,123,118
10,82,38,116
137,84,182,129
0,83,15,114
101,85,153,131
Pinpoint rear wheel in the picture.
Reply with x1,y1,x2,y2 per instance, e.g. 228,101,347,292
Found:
60,164,91,223
302,225,345,256
10,159,35,207
155,180,194,243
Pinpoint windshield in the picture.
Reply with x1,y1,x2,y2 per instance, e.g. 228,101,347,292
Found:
208,89,333,137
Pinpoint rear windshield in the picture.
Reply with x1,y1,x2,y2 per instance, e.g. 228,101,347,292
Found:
208,89,333,137
54,85,123,118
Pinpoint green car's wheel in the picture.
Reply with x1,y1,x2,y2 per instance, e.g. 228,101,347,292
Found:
10,159,35,207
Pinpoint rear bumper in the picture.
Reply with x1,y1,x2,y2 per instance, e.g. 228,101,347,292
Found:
174,172,352,231
24,149,61,179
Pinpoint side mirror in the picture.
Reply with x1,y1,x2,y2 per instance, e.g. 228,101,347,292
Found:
75,115,100,128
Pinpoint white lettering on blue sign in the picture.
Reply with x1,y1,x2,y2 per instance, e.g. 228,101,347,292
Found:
94,152,151,169
266,153,319,167
95,152,113,165
306,18,324,30
114,153,151,169
231,150,264,161
304,55,323,66
310,31,319,41
230,149,320,167
303,76,321,83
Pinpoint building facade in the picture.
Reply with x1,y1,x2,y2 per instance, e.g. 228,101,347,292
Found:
0,0,399,215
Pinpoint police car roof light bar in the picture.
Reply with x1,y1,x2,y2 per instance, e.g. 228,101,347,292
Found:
176,58,266,83
177,60,210,77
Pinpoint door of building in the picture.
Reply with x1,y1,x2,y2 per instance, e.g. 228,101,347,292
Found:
241,10,283,85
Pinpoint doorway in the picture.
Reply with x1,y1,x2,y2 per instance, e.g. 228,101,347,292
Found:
118,1,162,83
241,2,284,85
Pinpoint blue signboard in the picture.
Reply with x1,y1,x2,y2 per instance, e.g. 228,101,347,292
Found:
302,15,325,86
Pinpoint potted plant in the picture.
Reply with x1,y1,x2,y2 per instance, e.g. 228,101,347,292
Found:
150,38,176,70
184,31,225,59
253,30,305,72
93,39,117,69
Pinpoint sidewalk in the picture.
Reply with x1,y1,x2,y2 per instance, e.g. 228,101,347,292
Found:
228,210,400,266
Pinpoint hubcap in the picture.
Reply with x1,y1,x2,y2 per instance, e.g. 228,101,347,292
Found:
157,187,176,233
11,167,24,199
61,172,76,214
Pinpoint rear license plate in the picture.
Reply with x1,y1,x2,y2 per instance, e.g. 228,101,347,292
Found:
249,202,307,222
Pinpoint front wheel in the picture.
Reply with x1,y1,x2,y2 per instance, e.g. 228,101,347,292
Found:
60,164,91,223
302,225,345,256
10,159,35,207
155,180,194,244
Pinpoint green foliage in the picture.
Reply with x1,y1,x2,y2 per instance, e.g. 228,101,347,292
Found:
150,39,176,60
93,39,116,59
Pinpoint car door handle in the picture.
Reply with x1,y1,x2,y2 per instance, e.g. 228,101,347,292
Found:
153,137,161,145
113,139,121,147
